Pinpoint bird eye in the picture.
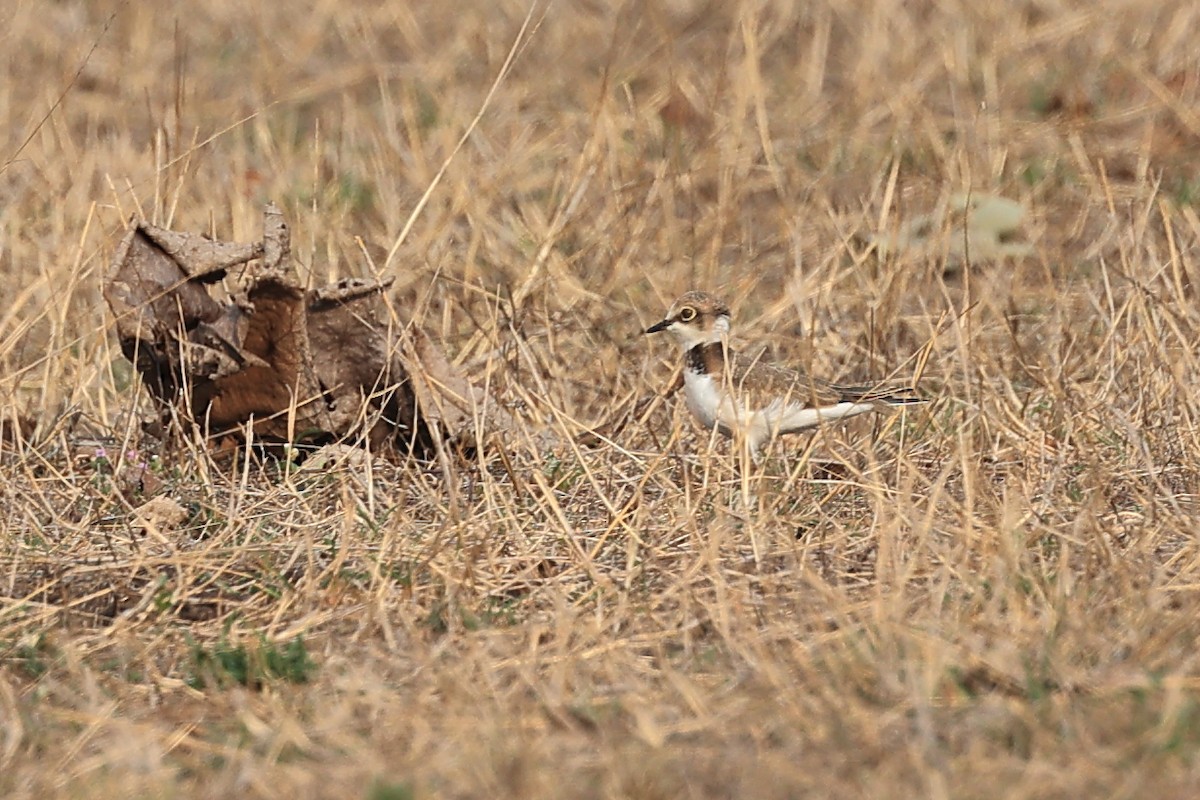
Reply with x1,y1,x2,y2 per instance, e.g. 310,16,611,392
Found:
678,306,697,322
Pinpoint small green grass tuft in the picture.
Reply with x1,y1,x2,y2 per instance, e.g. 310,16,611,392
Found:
366,781,415,800
186,635,317,689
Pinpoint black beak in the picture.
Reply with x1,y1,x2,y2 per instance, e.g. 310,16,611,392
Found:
644,318,672,335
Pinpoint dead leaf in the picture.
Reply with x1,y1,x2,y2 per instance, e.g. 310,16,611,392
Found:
132,496,190,533
399,326,534,454
659,81,710,135
104,204,558,460
868,193,1035,269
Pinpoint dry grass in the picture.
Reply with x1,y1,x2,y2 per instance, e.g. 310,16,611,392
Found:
3,0,1200,797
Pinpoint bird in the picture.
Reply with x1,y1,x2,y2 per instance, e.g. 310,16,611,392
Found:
644,291,924,458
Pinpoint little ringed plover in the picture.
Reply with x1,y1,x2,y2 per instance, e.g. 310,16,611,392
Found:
645,291,924,456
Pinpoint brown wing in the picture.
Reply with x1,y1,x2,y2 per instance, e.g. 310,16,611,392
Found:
730,351,923,407
728,352,844,407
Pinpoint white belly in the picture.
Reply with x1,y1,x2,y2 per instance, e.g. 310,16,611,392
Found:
682,370,733,433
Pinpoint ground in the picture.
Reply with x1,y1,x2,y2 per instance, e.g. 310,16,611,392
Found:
2,1,1200,798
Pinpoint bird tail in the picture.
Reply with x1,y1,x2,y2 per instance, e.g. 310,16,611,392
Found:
835,384,926,407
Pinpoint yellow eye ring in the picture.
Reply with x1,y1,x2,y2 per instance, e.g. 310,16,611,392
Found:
678,306,697,322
